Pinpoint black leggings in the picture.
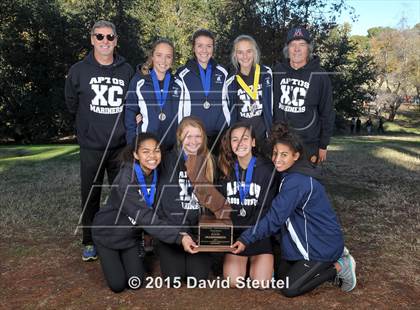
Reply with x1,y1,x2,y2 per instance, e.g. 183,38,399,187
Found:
277,259,337,297
96,244,145,293
80,147,122,245
157,240,212,282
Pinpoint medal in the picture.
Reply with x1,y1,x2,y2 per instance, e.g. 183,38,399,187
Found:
250,101,257,113
198,62,212,110
151,69,171,119
134,163,158,209
190,193,199,209
234,156,256,206
158,111,166,121
236,64,261,102
239,207,246,217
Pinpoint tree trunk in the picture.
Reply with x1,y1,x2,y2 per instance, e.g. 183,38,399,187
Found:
387,97,402,121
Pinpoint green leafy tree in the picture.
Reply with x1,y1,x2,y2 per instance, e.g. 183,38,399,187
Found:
319,24,377,117
369,23,420,120
59,0,145,68
0,0,145,142
0,0,74,142
210,0,356,67
131,0,212,67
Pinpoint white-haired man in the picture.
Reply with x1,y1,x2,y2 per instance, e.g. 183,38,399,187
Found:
273,26,334,164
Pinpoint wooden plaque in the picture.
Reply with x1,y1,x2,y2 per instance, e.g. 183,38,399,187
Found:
196,215,234,252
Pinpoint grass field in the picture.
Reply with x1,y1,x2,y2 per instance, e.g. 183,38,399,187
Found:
1,107,419,309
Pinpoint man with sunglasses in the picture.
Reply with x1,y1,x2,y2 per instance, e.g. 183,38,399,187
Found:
65,20,134,262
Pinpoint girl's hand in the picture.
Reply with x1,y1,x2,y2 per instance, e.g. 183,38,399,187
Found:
181,234,199,254
318,148,327,163
136,114,143,124
231,241,246,254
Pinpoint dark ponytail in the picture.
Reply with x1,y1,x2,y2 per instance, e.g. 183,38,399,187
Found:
269,123,304,159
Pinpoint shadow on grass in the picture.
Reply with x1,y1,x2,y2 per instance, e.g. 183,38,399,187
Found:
0,145,79,165
325,181,378,200
328,135,420,193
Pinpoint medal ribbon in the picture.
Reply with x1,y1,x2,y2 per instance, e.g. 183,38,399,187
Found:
150,69,171,110
198,62,212,98
134,163,158,209
234,156,256,205
235,64,260,101
182,151,188,162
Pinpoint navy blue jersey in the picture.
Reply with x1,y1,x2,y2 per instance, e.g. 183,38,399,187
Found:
174,58,230,137
239,162,344,262
125,67,178,148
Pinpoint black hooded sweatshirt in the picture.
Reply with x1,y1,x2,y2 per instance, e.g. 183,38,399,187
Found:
272,56,334,149
219,157,278,237
92,161,183,250
65,51,134,150
284,157,324,182
155,149,202,234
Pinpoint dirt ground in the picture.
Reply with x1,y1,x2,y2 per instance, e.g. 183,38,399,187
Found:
1,126,420,309
1,234,418,309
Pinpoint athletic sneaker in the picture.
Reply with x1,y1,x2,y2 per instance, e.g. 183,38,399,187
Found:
337,254,357,292
82,245,98,262
331,246,350,287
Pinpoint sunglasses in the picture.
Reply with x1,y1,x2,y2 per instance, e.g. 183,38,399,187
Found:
92,33,116,41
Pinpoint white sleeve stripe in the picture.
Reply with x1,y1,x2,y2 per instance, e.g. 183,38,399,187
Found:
226,75,235,86
216,65,228,77
135,79,148,132
222,81,230,125
177,69,191,123
183,80,191,118
175,79,184,124
285,218,309,260
283,176,313,261
301,177,313,260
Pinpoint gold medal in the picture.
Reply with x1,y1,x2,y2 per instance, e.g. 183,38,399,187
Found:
250,102,257,114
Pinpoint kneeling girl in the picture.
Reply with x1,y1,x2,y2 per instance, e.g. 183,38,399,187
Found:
92,133,195,293
155,116,215,281
232,123,357,296
218,122,277,287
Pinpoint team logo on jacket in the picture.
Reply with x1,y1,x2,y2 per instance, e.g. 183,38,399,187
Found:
172,85,180,97
278,78,310,113
89,77,125,114
215,74,224,84
178,171,200,210
237,85,263,118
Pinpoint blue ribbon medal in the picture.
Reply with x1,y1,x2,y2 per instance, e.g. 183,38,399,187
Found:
134,163,158,208
150,69,171,121
198,63,212,109
234,156,256,209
